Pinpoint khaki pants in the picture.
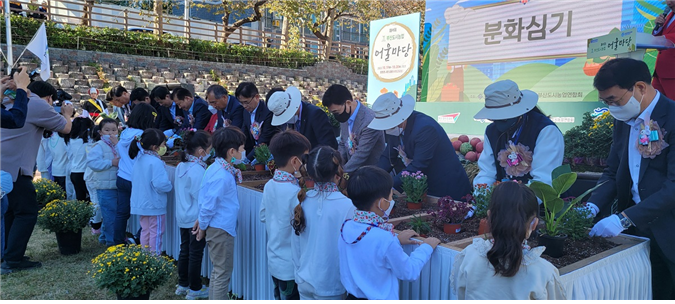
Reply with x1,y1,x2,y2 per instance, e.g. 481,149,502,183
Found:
206,227,234,300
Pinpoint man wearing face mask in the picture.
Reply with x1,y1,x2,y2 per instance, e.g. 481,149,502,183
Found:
205,85,244,133
322,84,385,173
235,82,281,162
472,80,563,188
369,93,471,200
267,86,338,150
587,58,675,300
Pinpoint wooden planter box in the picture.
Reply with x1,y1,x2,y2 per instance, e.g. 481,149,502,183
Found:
239,179,268,192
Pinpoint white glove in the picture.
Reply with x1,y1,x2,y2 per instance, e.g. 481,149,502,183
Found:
250,159,257,166
465,205,475,219
589,214,625,238
166,138,176,149
579,202,600,219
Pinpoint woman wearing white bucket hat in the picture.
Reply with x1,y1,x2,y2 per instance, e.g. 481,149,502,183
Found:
472,80,563,187
369,92,471,199
83,87,109,120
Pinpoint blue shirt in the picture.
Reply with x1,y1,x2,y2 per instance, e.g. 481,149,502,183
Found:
189,99,195,115
170,102,176,119
198,159,240,236
250,102,260,125
348,101,361,134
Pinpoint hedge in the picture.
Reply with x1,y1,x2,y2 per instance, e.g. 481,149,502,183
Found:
2,15,320,69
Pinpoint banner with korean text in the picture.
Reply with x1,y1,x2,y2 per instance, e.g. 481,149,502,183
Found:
367,12,421,104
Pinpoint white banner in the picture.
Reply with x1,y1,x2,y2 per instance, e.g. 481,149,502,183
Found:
444,1,623,65
25,23,50,80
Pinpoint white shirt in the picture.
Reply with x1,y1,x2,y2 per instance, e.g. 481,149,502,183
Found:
473,125,564,187
198,159,239,236
451,238,566,300
116,128,144,181
130,152,173,216
36,136,53,173
338,219,433,300
291,190,355,297
626,91,661,204
260,174,301,281
175,161,206,228
67,138,89,173
50,135,69,177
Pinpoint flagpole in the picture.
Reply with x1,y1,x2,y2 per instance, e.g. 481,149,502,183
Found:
4,0,13,74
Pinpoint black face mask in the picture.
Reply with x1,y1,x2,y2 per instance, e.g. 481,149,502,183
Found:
334,104,352,123
493,116,521,133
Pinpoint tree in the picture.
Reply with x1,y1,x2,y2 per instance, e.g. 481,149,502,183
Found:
193,0,269,41
82,0,96,26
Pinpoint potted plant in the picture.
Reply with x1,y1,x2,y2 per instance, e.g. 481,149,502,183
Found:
409,214,431,238
469,183,496,235
401,171,428,209
529,165,605,258
91,244,175,300
267,159,277,176
430,197,473,235
254,144,271,171
37,199,94,255
33,178,66,210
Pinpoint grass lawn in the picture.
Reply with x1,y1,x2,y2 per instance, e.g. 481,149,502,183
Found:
0,226,184,300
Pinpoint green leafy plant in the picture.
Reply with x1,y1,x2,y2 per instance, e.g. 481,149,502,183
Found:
401,171,428,204
33,178,66,210
37,200,94,234
560,200,594,241
564,110,613,171
469,182,498,219
254,143,272,165
409,214,431,236
529,165,605,237
90,244,175,299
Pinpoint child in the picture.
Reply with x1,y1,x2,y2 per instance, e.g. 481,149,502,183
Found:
174,130,211,300
450,181,566,300
37,132,53,180
86,118,120,246
260,130,311,300
68,117,94,202
338,166,441,300
85,124,103,236
50,131,70,192
194,126,246,300
128,128,172,255
290,146,355,300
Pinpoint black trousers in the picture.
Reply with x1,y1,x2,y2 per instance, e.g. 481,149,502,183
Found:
627,226,675,300
3,175,39,262
178,228,206,291
70,172,89,202
346,293,367,300
53,176,66,193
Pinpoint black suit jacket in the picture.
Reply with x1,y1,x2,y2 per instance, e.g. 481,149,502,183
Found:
292,102,338,150
589,93,675,263
215,95,244,131
377,133,406,176
190,96,212,130
242,101,281,160
157,102,187,131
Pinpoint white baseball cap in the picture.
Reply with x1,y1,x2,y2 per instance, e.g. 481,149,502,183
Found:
269,86,302,126
473,80,539,120
368,93,415,130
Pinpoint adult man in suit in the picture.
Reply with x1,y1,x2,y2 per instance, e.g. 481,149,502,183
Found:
235,82,280,161
151,86,187,131
587,58,675,299
173,87,211,130
205,85,244,131
106,85,131,128
322,84,384,173
267,86,338,150
368,93,471,199
652,0,675,100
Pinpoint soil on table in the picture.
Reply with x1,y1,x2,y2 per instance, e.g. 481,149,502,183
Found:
394,217,483,244
388,196,440,220
242,173,270,181
528,236,619,269
254,183,266,191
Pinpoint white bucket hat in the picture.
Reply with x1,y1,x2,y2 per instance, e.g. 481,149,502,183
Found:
368,93,415,130
473,80,539,120
269,86,302,126
88,88,99,95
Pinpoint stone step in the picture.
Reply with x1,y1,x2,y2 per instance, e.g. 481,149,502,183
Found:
74,80,89,86
84,74,99,80
58,78,75,88
81,66,97,75
113,68,129,77
74,85,90,94
88,79,104,88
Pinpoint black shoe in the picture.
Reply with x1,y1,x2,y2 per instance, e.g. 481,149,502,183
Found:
0,255,30,263
1,260,42,274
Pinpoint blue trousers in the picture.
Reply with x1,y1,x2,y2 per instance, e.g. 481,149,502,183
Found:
114,177,132,245
97,189,118,247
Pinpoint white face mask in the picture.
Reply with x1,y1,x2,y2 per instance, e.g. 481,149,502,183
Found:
207,105,218,115
101,135,111,141
608,88,644,122
379,198,395,219
201,150,211,162
230,150,245,165
385,127,402,137
286,114,299,125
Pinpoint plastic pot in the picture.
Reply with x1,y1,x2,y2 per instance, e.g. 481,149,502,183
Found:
407,202,422,210
55,229,82,255
443,223,462,234
254,164,265,171
477,218,490,235
538,233,567,258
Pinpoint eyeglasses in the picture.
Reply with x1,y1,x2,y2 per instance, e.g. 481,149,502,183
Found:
599,88,631,106
239,97,256,106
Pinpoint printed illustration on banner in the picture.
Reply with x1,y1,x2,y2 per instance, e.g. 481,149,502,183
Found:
438,113,460,124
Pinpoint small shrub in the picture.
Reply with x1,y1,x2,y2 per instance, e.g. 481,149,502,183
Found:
37,199,94,234
560,201,593,241
409,214,431,235
33,178,66,209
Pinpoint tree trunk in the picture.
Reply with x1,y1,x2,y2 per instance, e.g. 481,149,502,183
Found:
154,0,164,36
323,18,335,60
280,17,289,49
82,0,94,26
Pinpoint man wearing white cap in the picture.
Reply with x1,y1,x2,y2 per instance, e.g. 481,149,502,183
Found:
472,80,563,187
83,87,108,120
369,93,471,199
268,86,338,150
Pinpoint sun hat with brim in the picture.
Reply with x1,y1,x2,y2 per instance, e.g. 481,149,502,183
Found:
89,88,99,95
473,80,539,121
368,93,415,130
269,86,302,126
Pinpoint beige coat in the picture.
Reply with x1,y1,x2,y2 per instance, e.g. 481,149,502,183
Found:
451,238,566,300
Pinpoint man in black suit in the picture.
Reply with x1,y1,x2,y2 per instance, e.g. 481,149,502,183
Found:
235,82,280,161
150,86,186,131
267,86,338,150
588,58,675,299
173,87,211,130
206,85,244,130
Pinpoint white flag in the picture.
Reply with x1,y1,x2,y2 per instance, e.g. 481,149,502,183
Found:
25,23,50,80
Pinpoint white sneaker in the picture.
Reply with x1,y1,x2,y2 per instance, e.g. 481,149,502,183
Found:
186,286,209,300
175,285,190,296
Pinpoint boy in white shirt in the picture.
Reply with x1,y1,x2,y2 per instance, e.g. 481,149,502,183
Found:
260,130,311,300
338,166,441,300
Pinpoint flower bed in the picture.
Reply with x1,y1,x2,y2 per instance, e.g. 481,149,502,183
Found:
388,196,439,220
528,235,619,269
394,215,482,244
